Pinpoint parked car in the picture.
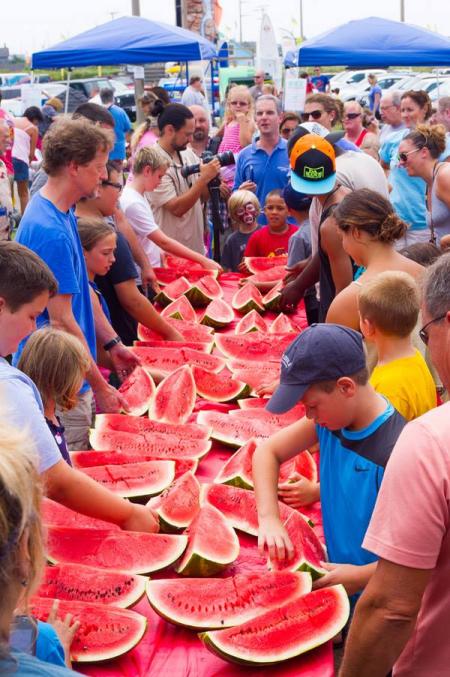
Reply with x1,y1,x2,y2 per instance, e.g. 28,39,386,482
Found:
55,78,137,121
329,69,387,91
355,74,412,106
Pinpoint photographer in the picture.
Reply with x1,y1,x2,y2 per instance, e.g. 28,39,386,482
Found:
148,103,221,255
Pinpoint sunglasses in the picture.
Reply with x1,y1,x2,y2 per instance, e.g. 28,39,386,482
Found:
301,110,323,121
229,100,248,106
102,180,122,191
419,314,446,345
398,148,421,163
344,113,361,120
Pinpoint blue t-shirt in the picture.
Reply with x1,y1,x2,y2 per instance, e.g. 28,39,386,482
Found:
108,104,132,161
317,399,405,566
89,280,111,322
380,130,450,231
222,229,257,272
233,138,290,224
311,75,330,92
0,358,61,473
36,621,66,667
368,84,382,113
0,651,76,675
14,192,96,392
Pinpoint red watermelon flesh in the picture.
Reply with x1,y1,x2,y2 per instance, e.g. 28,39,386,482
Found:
232,368,279,394
214,439,258,489
153,267,216,286
161,295,197,322
262,283,283,311
234,310,268,334
248,266,286,284
118,366,155,417
37,563,147,608
148,471,201,532
71,450,198,478
229,408,301,427
89,429,211,460
202,483,294,536
30,597,147,663
244,255,288,274
197,410,281,447
137,319,213,343
165,255,206,272
231,283,264,314
227,359,280,375
131,345,225,377
79,460,175,499
176,504,240,576
215,333,294,361
154,276,191,306
279,450,318,484
201,298,235,329
237,398,270,409
200,585,350,665
133,339,214,353
269,510,326,579
149,365,196,424
46,526,188,574
147,571,312,630
95,413,210,440
268,313,297,334
192,366,249,403
42,498,120,531
185,275,223,307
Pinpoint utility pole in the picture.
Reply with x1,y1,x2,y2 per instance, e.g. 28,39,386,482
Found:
299,0,304,40
400,0,405,21
132,0,145,123
239,0,243,43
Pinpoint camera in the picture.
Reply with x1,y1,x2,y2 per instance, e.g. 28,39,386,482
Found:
180,150,235,179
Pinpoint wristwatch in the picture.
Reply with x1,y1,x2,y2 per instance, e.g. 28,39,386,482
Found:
103,335,122,351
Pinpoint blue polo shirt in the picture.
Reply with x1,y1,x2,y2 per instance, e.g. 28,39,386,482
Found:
14,192,96,393
316,399,405,566
108,104,132,161
233,138,290,224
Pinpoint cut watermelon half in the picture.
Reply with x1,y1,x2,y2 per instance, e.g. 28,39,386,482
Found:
71,450,198,478
176,504,240,576
161,295,197,322
137,319,213,343
154,276,191,307
37,563,147,608
197,410,281,447
30,597,147,663
269,510,326,579
215,333,294,361
231,283,265,314
133,339,214,353
185,275,223,307
268,313,297,334
79,460,175,499
147,571,311,630
192,366,249,403
42,498,120,531
118,366,155,417
95,413,210,440
200,585,350,665
201,298,235,329
89,428,211,460
149,365,196,424
244,255,288,274
147,471,201,532
130,345,225,379
46,526,188,574
234,310,268,334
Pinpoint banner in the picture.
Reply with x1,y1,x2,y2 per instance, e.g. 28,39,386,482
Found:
182,0,222,43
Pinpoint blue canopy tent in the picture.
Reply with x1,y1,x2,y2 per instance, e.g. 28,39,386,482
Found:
297,16,450,67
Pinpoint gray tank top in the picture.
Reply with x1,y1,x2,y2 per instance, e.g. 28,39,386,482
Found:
427,164,450,244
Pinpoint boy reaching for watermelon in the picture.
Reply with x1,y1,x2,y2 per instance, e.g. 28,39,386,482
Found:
253,324,406,597
0,241,160,535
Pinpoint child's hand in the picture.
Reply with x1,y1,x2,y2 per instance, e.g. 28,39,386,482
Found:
122,504,160,533
255,378,279,397
203,259,223,272
258,515,295,562
109,343,141,383
312,562,369,597
278,473,320,507
238,180,257,193
47,599,80,667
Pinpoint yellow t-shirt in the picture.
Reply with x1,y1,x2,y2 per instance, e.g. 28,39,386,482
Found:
370,350,437,421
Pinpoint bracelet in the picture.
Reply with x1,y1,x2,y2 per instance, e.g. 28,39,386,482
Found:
103,335,122,351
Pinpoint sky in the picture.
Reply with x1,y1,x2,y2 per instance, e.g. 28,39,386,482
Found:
3,0,449,57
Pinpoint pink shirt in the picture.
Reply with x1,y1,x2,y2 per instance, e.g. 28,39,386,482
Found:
363,402,450,676
218,122,242,187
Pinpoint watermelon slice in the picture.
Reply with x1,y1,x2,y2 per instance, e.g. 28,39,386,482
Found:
228,408,299,427
165,255,207,272
71,450,198,479
161,295,197,322
268,313,297,334
269,510,326,579
42,498,121,531
137,319,214,343
197,410,281,447
37,563,147,608
279,450,318,484
95,413,210,440
133,339,214,353
30,597,147,663
200,585,350,665
176,504,240,576
147,471,201,532
153,267,217,286
192,366,249,403
234,310,268,334
237,398,270,409
214,439,258,489
131,345,225,379
147,571,311,630
231,283,265,314
227,359,280,375
154,276,191,307
215,333,294,361
202,483,294,537
118,366,155,417
244,255,288,274
89,428,211,460
262,283,283,312
247,266,286,284
185,275,223,307
201,298,235,329
46,526,188,574
79,460,175,499
232,368,279,394
149,365,196,424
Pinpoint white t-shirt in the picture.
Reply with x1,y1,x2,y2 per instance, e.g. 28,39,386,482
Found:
120,186,162,268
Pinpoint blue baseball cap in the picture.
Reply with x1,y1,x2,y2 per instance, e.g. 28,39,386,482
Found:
282,182,312,211
266,324,366,414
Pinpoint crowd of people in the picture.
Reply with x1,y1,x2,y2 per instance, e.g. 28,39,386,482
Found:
0,67,450,675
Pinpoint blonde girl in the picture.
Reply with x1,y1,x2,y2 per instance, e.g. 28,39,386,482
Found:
218,85,256,187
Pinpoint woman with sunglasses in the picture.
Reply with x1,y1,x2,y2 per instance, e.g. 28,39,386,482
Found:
301,93,343,130
380,90,450,247
398,124,450,245
343,101,378,148
216,86,255,189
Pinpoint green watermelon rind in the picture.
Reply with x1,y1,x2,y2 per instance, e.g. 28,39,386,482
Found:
199,585,350,666
176,551,233,577
154,276,192,307
80,460,176,499
201,299,235,329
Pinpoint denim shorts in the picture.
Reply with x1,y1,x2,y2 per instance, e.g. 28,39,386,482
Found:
12,157,29,181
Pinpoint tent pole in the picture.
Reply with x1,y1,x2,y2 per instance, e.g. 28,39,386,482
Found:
65,68,72,114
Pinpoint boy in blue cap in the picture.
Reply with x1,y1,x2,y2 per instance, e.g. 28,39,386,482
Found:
253,323,406,596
